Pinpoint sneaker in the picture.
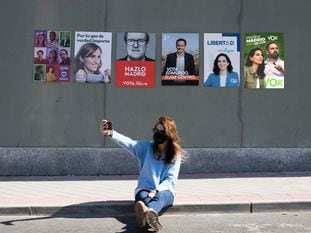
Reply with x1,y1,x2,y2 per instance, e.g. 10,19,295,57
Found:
134,201,147,228
146,208,162,232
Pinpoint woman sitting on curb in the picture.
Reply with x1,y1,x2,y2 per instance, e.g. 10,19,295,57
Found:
99,116,187,231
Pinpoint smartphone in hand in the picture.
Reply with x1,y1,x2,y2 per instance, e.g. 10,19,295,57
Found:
106,121,112,130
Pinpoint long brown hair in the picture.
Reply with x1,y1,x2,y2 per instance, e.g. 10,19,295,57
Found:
153,116,188,164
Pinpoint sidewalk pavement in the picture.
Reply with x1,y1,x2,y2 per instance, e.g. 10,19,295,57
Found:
0,172,311,216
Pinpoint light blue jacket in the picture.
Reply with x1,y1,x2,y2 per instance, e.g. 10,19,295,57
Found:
204,71,240,87
111,130,181,196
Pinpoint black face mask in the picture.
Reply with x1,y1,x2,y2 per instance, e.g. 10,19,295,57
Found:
153,129,168,144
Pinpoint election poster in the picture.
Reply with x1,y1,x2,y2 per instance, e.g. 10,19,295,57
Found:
244,32,284,89
203,33,240,87
115,32,156,88
74,31,112,84
33,30,71,82
162,33,199,86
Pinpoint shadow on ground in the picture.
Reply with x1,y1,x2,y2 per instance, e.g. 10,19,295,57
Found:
0,201,157,233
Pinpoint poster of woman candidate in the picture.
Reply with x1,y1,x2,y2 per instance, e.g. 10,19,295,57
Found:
33,30,71,82
74,31,112,84
115,32,156,88
204,33,240,88
161,33,199,86
244,32,284,89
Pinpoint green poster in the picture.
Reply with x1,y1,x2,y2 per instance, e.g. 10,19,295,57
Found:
244,33,284,89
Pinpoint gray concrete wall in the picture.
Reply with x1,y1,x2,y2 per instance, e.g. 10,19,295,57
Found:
1,147,311,176
0,0,310,175
0,0,310,148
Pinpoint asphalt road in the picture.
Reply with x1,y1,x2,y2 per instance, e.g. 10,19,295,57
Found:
0,212,311,233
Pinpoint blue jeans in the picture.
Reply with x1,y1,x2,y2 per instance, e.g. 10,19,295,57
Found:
135,190,174,214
